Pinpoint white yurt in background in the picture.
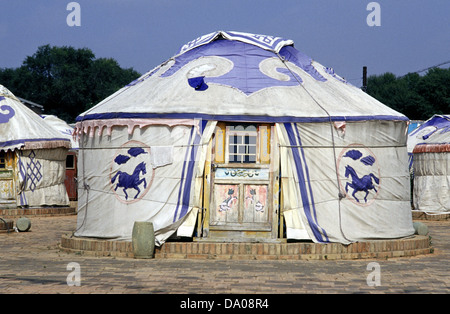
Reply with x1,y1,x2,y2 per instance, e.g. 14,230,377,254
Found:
0,85,71,208
41,114,79,201
409,114,450,213
41,114,78,150
73,31,414,245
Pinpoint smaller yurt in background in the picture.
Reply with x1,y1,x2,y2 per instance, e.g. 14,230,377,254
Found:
41,115,78,150
409,114,450,213
407,120,424,169
0,84,71,208
41,115,79,201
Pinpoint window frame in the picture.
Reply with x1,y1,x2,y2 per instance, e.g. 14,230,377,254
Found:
226,124,258,164
66,154,75,170
214,122,271,165
0,151,6,169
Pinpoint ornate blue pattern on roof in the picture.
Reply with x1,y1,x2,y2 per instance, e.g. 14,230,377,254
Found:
177,31,294,55
162,39,326,95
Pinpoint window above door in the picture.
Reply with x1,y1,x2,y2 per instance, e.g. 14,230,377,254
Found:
228,124,257,163
214,122,271,164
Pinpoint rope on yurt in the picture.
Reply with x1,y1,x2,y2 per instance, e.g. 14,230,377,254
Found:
276,53,351,243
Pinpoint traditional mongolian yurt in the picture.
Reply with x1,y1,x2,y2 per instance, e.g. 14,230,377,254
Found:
409,114,450,212
41,114,79,200
74,31,414,245
0,85,71,208
407,120,423,167
41,114,78,150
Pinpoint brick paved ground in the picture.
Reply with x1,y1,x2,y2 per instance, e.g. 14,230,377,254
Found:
0,215,448,295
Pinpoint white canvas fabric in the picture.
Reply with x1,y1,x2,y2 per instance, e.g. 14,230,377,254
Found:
78,32,405,123
0,85,70,208
42,114,78,149
0,85,70,151
74,120,216,245
411,115,450,213
277,121,413,244
413,153,450,212
17,148,69,207
74,31,414,245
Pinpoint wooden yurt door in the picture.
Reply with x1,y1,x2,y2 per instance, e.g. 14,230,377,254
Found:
0,151,16,208
207,122,277,241
64,152,78,201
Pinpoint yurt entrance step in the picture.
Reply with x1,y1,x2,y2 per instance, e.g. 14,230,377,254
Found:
202,225,278,243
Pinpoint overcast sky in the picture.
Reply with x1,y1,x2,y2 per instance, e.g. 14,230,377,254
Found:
1,0,449,88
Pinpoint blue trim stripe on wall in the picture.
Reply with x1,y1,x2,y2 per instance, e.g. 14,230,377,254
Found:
173,120,207,222
17,151,28,206
284,123,329,243
173,126,194,222
178,128,202,219
292,123,330,242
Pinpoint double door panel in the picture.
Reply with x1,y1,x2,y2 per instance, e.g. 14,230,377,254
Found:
210,167,271,232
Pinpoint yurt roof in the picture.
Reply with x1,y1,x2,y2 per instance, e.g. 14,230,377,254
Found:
410,114,450,153
77,31,407,124
0,85,71,152
41,114,78,149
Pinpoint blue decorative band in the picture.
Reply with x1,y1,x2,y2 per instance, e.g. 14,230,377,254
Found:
76,112,408,123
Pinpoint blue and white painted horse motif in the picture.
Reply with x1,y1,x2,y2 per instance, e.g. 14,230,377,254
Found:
111,161,147,200
344,165,379,203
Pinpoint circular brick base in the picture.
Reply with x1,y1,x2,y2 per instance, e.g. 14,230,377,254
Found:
0,207,76,218
412,211,450,221
60,234,433,260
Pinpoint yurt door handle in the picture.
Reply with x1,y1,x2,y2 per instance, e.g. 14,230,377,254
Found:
211,163,218,172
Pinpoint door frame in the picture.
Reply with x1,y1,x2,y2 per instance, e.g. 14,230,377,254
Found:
0,151,17,208
198,122,281,242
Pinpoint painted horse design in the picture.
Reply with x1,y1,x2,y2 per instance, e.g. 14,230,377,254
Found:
111,161,147,200
344,165,379,203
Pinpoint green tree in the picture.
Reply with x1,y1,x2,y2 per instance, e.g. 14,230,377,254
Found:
418,68,450,116
366,68,450,120
0,45,140,123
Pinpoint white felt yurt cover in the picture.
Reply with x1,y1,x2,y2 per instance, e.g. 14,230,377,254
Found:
74,31,414,245
41,114,78,150
410,115,450,213
0,84,71,207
